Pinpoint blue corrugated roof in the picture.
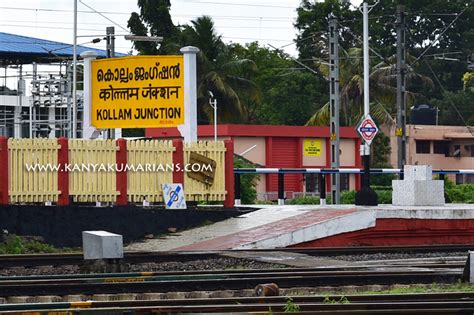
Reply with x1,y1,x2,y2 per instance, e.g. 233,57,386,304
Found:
0,32,126,62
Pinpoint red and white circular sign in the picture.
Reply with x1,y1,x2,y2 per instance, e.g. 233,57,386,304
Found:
357,115,378,145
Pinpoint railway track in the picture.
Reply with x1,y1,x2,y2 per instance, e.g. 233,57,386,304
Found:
0,266,462,296
2,292,474,314
0,244,471,268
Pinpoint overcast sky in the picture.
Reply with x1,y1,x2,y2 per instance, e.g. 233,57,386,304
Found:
0,0,311,57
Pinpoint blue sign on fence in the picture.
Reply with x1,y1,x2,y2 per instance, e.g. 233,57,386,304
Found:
162,183,187,209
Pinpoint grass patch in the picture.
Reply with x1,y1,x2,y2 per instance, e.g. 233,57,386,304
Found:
0,234,75,254
361,282,474,295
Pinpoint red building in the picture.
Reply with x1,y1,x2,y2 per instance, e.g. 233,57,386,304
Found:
147,124,362,198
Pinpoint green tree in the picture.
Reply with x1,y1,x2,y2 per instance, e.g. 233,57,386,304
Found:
180,16,260,123
306,48,434,126
229,42,326,125
296,0,473,94
295,0,359,64
127,0,180,55
431,90,474,125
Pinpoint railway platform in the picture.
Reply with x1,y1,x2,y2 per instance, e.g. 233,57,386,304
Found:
125,204,474,251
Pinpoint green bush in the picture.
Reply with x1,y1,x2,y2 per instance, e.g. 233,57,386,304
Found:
341,189,392,204
376,190,392,204
234,156,259,204
341,190,356,204
288,196,320,205
0,235,58,254
446,184,474,203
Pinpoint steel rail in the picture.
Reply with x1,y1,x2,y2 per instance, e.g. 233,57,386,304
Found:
0,245,471,268
1,294,474,314
0,270,461,296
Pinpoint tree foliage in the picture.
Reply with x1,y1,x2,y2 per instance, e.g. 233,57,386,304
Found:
127,0,180,55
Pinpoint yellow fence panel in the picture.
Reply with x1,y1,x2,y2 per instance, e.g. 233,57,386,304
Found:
69,139,118,202
184,141,227,202
127,139,175,203
8,138,60,203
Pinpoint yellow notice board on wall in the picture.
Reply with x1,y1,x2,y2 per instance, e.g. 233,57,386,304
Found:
91,55,184,128
304,139,321,156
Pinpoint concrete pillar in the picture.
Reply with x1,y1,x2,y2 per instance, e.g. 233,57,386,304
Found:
178,46,199,143
80,51,99,139
48,106,55,138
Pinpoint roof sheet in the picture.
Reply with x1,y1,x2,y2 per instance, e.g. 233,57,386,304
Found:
0,32,126,64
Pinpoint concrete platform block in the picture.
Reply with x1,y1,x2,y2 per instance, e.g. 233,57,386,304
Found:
82,231,123,260
392,180,445,206
392,165,445,206
405,165,432,181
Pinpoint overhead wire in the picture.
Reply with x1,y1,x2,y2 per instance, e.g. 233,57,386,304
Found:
411,7,468,66
424,59,474,136
78,0,129,33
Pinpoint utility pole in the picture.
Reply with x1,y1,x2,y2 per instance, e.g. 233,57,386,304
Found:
329,15,340,204
106,26,115,58
355,1,378,206
105,26,115,139
396,5,407,177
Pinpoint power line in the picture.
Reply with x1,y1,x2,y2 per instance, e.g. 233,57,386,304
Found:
0,6,295,21
424,59,474,136
1,19,292,29
411,7,468,66
222,36,293,42
0,24,106,32
78,0,129,33
337,21,390,65
174,0,297,9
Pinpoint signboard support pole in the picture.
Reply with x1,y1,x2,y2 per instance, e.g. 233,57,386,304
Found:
80,51,99,139
179,46,200,144
355,2,378,206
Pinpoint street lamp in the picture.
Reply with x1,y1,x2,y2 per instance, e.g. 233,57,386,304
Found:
124,35,163,42
208,91,218,142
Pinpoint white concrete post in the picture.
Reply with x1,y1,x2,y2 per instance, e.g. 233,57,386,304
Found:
470,251,474,283
80,51,98,139
179,46,199,143
48,107,55,139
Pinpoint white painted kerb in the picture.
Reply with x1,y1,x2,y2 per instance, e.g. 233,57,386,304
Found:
235,210,376,249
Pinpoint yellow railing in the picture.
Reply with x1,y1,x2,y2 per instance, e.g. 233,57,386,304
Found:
69,139,119,202
8,138,60,203
5,138,228,204
127,139,175,203
184,141,227,202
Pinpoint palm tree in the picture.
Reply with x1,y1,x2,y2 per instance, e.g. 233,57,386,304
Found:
306,48,433,126
181,16,260,123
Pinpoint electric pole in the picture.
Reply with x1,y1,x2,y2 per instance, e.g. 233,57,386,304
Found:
329,15,340,204
105,26,115,139
396,5,406,177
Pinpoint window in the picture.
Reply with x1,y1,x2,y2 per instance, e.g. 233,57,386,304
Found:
305,174,319,193
340,174,350,191
416,140,430,154
433,141,449,155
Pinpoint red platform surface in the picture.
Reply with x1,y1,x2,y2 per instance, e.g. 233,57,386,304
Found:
174,208,357,250
290,218,474,247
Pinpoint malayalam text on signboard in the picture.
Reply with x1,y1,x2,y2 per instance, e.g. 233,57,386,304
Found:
91,56,184,128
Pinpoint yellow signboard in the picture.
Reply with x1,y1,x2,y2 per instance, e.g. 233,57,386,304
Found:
91,55,184,128
304,139,321,156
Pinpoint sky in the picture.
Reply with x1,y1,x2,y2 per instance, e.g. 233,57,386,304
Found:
0,0,308,57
